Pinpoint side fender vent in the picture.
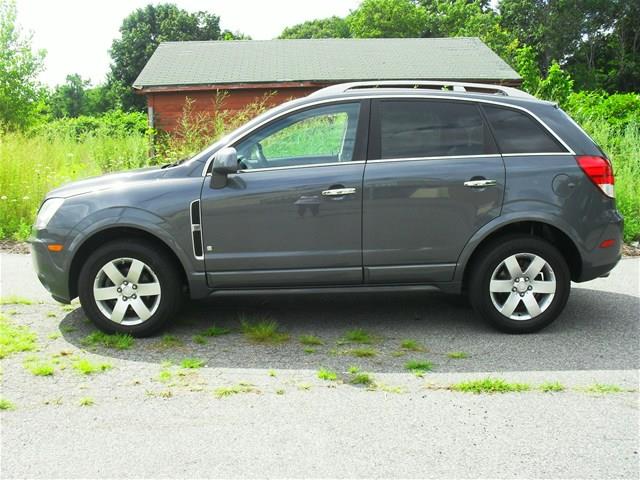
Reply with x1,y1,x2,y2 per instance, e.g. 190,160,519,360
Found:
190,200,204,259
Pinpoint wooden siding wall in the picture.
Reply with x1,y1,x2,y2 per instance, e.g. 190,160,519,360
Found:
146,87,319,132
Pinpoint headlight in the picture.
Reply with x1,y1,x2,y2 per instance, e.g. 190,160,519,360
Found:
35,198,64,230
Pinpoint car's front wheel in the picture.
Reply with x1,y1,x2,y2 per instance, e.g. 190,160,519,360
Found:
469,235,571,333
78,240,182,337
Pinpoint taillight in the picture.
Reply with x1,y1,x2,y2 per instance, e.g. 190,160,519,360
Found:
576,155,615,198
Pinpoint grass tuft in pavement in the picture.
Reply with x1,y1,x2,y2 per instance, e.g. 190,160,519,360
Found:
404,360,433,374
583,383,623,394
400,339,425,352
180,358,205,369
23,356,55,376
82,331,134,350
450,378,531,394
201,325,231,337
300,334,324,346
340,328,374,345
317,368,338,381
0,295,34,305
0,315,37,359
240,317,289,343
79,397,94,407
539,381,565,392
0,397,16,410
72,357,112,375
447,351,469,359
214,382,258,398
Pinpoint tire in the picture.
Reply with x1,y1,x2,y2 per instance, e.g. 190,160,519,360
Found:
468,235,571,334
78,240,182,337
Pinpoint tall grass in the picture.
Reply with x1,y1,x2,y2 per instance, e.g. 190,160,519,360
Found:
580,121,640,241
0,133,150,239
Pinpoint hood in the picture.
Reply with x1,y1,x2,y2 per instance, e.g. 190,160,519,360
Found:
46,166,166,199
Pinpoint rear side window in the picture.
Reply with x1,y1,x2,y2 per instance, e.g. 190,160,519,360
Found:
376,100,496,159
483,105,567,154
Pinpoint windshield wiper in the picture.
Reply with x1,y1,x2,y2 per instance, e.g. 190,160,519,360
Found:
161,157,189,169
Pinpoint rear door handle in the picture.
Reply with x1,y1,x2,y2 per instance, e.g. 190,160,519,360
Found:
464,179,497,188
322,188,356,196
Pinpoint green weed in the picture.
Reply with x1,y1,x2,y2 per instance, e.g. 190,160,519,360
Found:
82,331,134,350
447,351,469,359
0,296,33,305
340,328,373,344
79,397,94,406
404,360,434,374
539,381,565,392
72,357,112,375
0,316,37,359
0,398,15,410
300,334,324,346
180,358,205,369
240,317,289,343
400,339,425,351
201,325,231,337
215,382,257,398
317,368,338,381
451,378,531,394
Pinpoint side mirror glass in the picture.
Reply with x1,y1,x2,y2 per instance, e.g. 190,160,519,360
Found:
211,147,238,189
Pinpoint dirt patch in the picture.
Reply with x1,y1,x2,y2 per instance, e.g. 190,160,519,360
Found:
0,240,30,254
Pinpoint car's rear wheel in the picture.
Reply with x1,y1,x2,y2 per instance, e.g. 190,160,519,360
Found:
78,240,182,337
469,235,571,333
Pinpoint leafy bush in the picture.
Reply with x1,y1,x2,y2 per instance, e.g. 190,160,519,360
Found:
565,91,640,130
34,110,149,140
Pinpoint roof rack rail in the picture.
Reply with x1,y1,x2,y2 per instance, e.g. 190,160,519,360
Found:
310,80,535,99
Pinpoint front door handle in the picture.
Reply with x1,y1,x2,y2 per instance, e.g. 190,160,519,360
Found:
464,179,497,188
322,187,356,196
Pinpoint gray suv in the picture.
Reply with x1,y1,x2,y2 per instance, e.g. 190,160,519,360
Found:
30,81,623,336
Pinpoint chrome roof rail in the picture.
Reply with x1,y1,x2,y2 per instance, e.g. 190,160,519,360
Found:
310,80,535,99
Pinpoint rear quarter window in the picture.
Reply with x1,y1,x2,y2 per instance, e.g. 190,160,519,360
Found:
483,105,567,154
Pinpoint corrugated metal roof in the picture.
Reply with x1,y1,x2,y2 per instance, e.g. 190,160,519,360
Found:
133,37,520,88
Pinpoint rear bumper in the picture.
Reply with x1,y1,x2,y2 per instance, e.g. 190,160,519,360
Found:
29,237,71,303
575,212,623,282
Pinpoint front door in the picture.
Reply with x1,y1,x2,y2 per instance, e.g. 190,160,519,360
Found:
200,101,368,288
363,98,505,283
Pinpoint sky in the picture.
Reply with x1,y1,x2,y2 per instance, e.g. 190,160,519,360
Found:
15,0,363,87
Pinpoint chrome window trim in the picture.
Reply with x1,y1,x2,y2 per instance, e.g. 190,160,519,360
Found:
233,160,366,174
502,152,575,157
202,94,575,176
367,154,500,164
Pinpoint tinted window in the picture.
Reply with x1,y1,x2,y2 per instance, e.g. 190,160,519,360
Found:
483,105,566,154
377,100,495,159
234,103,360,169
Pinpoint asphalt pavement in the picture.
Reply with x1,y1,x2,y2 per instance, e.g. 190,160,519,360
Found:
0,253,638,479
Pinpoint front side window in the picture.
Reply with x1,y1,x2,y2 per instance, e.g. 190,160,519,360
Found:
376,100,496,159
234,102,361,170
483,105,567,154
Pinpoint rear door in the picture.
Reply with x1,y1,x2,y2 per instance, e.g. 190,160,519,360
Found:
363,98,505,284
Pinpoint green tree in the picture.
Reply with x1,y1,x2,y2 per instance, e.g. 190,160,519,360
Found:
109,3,241,111
279,16,351,39
421,0,518,63
0,0,45,131
347,0,428,38
49,74,89,118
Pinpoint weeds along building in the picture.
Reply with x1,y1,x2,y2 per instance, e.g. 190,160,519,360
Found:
133,37,521,132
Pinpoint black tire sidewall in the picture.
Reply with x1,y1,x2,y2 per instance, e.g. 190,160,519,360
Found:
78,240,181,337
469,235,571,334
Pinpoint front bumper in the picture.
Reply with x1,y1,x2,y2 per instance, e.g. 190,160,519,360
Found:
29,237,71,303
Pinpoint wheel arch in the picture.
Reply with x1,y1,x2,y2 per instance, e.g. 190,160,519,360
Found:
459,219,583,291
68,226,189,300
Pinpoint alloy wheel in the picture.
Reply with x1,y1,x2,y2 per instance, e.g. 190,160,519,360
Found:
92,257,162,325
489,252,556,320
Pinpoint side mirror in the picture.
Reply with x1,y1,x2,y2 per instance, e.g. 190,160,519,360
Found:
211,147,238,189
